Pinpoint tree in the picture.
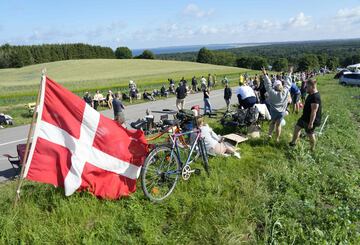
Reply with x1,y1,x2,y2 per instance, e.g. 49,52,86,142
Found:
115,46,132,59
298,54,319,71
326,57,339,71
213,52,236,66
137,50,155,59
272,58,289,72
250,56,268,70
196,47,215,64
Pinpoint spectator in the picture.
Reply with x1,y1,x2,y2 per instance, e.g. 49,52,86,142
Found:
236,80,257,109
160,85,169,97
197,117,240,158
129,80,138,100
222,76,229,85
203,85,212,115
224,83,232,112
289,79,322,151
300,79,307,102
106,90,114,109
168,78,175,94
93,90,104,110
143,90,156,101
200,76,207,91
191,76,198,92
175,82,187,110
262,66,292,142
83,92,93,107
112,92,125,126
207,73,213,88
290,81,301,113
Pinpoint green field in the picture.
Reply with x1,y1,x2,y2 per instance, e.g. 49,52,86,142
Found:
0,74,359,243
0,59,247,125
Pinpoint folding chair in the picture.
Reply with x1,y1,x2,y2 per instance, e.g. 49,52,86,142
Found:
2,144,29,176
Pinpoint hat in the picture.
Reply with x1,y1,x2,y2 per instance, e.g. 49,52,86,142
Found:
273,80,282,88
129,80,134,84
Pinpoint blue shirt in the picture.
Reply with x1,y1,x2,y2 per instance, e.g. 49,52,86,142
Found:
290,83,301,96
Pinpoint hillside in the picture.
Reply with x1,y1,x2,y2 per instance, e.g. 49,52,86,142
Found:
0,59,244,93
0,74,359,243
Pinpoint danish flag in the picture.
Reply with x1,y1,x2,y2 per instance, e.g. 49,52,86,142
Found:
23,76,148,199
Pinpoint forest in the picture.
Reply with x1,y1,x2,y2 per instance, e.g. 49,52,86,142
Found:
157,39,360,71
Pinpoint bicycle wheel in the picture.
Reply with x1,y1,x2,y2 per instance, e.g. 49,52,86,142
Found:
141,145,181,201
197,138,210,176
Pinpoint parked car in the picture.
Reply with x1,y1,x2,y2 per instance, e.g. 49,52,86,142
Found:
339,72,360,86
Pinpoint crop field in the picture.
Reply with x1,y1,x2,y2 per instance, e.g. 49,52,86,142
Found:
0,59,248,125
0,74,359,244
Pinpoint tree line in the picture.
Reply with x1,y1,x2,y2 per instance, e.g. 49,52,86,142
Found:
158,39,360,71
0,44,156,69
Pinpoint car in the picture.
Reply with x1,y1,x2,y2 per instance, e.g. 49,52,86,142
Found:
339,72,360,86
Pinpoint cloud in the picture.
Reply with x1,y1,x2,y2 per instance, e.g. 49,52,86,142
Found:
336,6,360,24
198,25,218,35
183,3,214,18
287,12,311,28
243,20,281,31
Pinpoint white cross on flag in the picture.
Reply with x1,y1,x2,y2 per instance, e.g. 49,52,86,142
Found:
23,76,148,199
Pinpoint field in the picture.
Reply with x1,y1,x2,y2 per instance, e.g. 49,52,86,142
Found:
0,74,359,243
0,59,247,125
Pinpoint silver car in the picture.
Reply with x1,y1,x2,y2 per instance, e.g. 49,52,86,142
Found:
339,72,360,86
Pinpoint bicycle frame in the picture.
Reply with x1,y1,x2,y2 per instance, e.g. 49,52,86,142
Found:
167,128,202,174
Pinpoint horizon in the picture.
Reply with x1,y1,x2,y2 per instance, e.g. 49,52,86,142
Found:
1,0,360,49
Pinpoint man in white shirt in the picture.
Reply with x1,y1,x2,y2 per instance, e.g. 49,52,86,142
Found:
236,81,257,109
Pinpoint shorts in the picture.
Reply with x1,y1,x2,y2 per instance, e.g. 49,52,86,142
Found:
292,93,300,104
297,118,317,134
115,111,125,124
269,108,285,122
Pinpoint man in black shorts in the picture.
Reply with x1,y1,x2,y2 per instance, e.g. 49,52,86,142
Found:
289,79,322,151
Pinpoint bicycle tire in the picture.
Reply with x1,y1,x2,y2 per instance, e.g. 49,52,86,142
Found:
141,145,181,202
197,138,210,176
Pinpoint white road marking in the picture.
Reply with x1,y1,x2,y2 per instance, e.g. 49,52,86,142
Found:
0,138,28,147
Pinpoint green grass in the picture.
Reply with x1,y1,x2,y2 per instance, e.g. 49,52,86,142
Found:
0,74,359,243
0,59,249,126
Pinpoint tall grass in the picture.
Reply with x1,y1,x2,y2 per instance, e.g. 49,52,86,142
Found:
0,75,359,244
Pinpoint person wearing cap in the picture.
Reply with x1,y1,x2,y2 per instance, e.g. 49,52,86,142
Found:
289,79,322,151
235,80,257,109
261,66,293,142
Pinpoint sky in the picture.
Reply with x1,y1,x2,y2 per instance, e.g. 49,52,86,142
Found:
1,0,360,49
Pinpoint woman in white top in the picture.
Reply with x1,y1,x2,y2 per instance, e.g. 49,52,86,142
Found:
236,81,257,109
197,117,240,158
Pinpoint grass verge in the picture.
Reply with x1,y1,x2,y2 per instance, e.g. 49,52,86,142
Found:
0,75,359,243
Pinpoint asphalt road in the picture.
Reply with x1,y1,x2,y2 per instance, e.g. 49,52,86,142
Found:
0,88,238,182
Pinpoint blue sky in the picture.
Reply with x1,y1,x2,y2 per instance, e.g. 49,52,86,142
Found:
1,0,360,49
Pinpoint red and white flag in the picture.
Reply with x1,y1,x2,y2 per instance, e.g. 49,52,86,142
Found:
23,76,148,199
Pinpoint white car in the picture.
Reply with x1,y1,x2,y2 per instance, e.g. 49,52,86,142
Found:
339,72,360,86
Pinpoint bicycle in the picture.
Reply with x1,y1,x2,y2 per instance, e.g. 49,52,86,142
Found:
140,120,209,202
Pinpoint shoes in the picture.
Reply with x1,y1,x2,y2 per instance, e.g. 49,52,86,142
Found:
289,142,296,147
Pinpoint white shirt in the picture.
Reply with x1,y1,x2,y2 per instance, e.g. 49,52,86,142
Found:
200,124,221,151
235,85,255,99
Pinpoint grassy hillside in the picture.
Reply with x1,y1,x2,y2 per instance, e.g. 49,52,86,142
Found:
0,59,248,125
0,75,359,243
0,59,245,97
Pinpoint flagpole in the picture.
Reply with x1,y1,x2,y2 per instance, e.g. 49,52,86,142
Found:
13,69,46,207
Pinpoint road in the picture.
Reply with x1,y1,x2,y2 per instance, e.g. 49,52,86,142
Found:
0,88,238,182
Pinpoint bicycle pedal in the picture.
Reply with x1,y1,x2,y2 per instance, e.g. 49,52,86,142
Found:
194,169,201,175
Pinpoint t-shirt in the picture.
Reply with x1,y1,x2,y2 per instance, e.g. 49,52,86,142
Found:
290,83,301,95
200,124,221,151
236,85,255,100
112,98,124,117
203,89,209,99
301,92,322,126
176,85,187,99
83,96,92,105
